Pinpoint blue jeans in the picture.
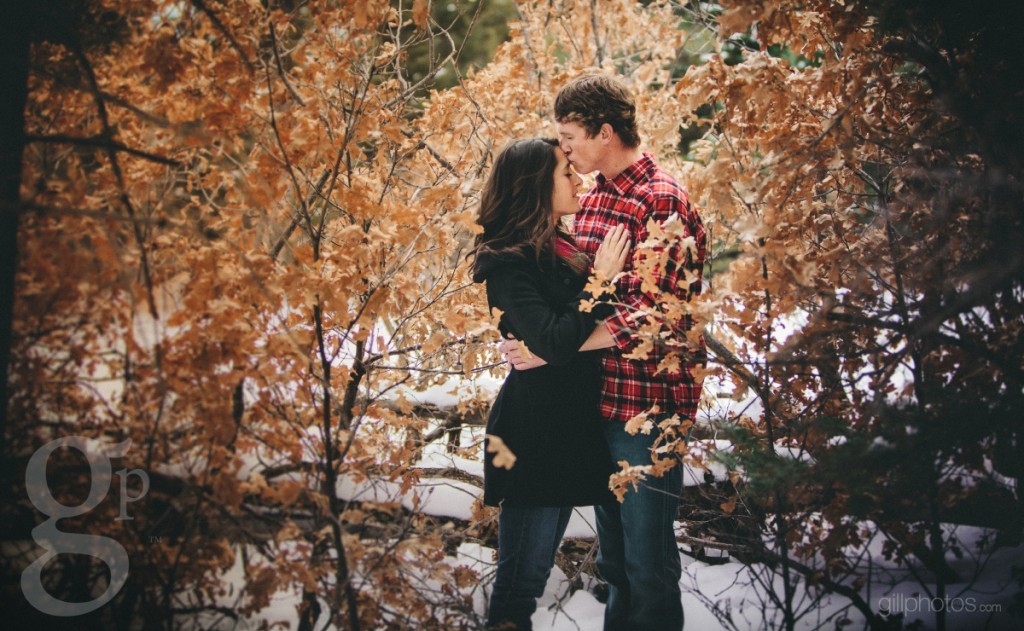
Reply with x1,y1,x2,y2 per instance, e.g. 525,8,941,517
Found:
595,421,684,630
488,505,574,630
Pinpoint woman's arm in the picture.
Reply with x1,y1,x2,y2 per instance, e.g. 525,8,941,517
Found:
502,320,615,370
580,322,615,351
488,264,602,366
499,228,629,369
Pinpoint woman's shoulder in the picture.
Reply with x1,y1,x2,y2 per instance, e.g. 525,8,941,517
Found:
472,246,545,283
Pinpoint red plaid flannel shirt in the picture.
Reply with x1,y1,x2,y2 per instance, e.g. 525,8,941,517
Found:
574,153,707,423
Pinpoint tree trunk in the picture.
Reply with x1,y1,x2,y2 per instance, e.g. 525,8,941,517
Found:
0,6,31,459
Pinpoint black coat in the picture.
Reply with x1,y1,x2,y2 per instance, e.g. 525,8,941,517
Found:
474,248,615,507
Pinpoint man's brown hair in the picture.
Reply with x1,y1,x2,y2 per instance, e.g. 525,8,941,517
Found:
554,74,641,148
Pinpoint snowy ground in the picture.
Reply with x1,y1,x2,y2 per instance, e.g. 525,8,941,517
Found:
242,501,1024,630
242,416,1023,629
307,376,1023,630
148,371,1017,630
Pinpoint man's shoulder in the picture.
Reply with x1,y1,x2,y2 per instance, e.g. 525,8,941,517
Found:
634,165,690,213
647,164,688,198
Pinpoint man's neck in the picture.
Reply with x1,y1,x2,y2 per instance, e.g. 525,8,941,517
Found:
598,147,645,181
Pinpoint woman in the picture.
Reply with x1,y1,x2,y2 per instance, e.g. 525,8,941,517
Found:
471,138,630,630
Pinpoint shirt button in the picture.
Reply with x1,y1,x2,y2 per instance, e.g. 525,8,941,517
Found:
563,278,571,285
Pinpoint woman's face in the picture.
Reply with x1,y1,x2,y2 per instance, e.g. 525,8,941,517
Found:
551,147,583,218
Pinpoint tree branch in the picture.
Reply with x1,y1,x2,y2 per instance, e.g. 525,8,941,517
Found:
25,133,181,166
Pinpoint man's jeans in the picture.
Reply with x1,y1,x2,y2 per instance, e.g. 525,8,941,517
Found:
596,421,684,630
487,505,573,630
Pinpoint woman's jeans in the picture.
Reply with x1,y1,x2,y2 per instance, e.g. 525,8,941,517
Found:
487,505,573,630
595,421,684,630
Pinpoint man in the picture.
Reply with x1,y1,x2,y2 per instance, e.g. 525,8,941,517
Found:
502,73,706,630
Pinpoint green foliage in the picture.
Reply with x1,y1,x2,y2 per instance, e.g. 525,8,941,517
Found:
399,0,518,91
766,43,822,69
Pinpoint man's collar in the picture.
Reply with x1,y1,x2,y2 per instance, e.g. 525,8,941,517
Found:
594,153,657,195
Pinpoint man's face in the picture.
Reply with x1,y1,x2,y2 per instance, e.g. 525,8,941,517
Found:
556,121,604,175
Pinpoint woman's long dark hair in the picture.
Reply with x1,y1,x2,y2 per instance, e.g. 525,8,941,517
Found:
471,137,571,271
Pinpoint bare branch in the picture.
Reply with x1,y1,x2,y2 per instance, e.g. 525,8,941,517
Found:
25,133,181,166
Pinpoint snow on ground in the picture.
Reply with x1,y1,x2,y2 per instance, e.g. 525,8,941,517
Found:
209,363,1022,629
233,529,1023,630
324,424,1024,630
511,538,1024,631
42,376,1022,630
